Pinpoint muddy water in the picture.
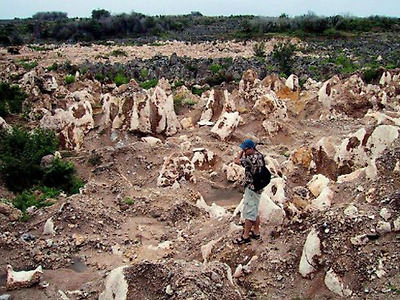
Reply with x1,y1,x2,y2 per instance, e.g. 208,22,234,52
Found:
203,188,243,207
69,257,87,273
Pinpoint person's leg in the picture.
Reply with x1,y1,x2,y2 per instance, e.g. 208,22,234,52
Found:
243,219,253,239
253,215,260,235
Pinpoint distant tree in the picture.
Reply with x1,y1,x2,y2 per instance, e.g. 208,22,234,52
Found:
92,9,111,20
32,12,68,21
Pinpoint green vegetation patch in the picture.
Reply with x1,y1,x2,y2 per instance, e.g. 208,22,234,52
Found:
140,79,158,89
0,82,27,118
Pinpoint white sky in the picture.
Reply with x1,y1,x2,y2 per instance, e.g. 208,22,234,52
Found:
0,0,399,19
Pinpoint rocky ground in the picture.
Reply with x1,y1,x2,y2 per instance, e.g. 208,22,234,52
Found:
0,40,400,300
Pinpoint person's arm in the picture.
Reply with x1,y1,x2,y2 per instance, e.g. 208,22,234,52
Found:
234,150,244,165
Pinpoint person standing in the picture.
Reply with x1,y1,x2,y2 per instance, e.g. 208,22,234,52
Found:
233,139,267,244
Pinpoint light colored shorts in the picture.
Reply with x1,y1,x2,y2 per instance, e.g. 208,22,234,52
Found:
243,187,261,221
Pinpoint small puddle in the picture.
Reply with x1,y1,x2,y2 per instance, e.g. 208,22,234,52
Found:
203,188,243,207
69,257,87,273
0,274,6,286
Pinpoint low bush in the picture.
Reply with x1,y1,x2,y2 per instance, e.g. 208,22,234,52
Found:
140,79,158,89
64,75,75,84
17,60,38,70
110,49,128,57
253,41,266,58
114,73,130,86
13,186,60,221
0,127,59,192
362,67,382,84
0,82,27,117
209,63,223,74
270,42,297,77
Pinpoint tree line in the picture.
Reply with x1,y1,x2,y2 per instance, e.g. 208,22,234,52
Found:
1,10,399,45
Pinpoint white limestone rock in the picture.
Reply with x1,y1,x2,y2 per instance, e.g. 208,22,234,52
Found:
394,216,400,232
285,74,299,91
379,208,392,221
263,177,286,205
344,205,359,218
324,268,352,297
43,217,55,236
258,193,286,225
307,174,330,197
157,155,196,187
141,136,162,146
196,195,230,220
211,111,241,140
376,221,391,234
223,162,244,182
299,227,321,278
6,265,43,290
350,234,369,246
99,266,129,300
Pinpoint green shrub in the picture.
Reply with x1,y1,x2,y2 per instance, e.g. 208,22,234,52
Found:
140,68,149,79
114,73,130,86
209,63,223,74
0,82,27,117
64,75,75,84
95,73,106,82
110,49,127,57
140,79,158,89
13,186,60,217
17,60,38,70
270,42,297,77
191,86,207,96
253,41,266,58
0,127,58,192
124,197,134,205
362,68,381,84
334,53,357,74
42,158,83,195
46,62,59,71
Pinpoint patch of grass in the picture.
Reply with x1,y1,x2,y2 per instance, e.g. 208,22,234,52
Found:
253,41,266,58
191,86,207,96
389,284,400,294
46,62,59,71
362,67,381,84
114,73,130,86
209,63,223,74
140,79,158,90
124,197,134,205
17,60,38,70
110,49,127,57
334,53,358,74
0,82,27,117
140,68,149,79
64,75,75,84
95,73,106,82
172,81,184,89
13,186,60,217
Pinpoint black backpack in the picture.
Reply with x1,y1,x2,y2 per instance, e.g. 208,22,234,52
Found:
252,157,271,192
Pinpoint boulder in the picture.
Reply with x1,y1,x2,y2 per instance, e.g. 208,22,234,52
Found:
157,154,196,187
285,74,299,91
196,195,230,220
0,203,22,221
324,268,352,297
0,117,12,133
99,260,241,300
191,148,217,170
40,100,94,150
223,162,244,182
299,227,321,278
6,265,43,290
211,111,241,140
307,174,330,197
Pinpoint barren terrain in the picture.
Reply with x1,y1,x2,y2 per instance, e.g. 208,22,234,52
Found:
0,40,400,300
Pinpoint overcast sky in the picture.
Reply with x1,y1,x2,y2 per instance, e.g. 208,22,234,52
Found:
0,0,399,19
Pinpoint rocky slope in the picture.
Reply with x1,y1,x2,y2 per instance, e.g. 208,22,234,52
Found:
0,41,400,299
